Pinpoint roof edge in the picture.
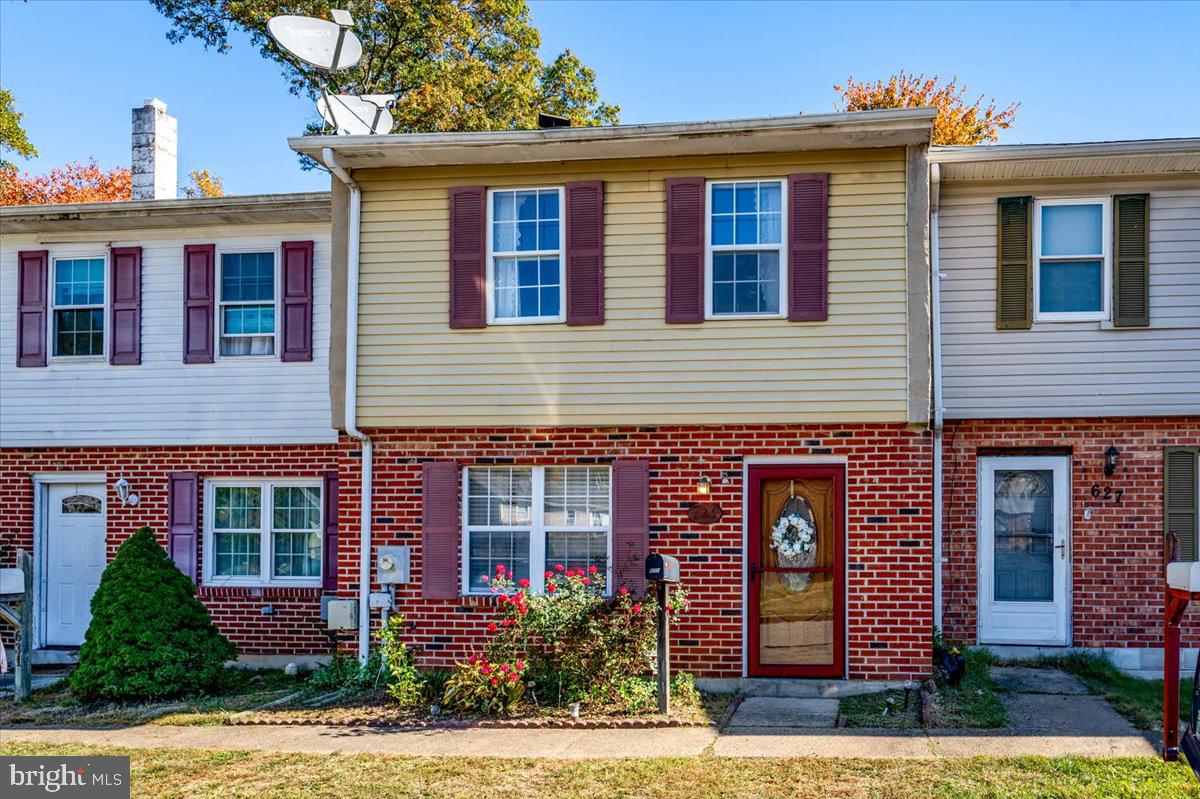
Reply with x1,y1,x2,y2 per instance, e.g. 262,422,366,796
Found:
1,191,331,221
930,137,1200,164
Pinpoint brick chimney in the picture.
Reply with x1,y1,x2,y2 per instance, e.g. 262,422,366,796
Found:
131,98,177,200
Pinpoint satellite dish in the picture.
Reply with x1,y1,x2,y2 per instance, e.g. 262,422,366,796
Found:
317,94,396,136
268,12,362,72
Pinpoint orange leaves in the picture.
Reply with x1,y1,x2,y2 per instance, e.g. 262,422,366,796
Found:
1,159,132,206
835,71,1018,145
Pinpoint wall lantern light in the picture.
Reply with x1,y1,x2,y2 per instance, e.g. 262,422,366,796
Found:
114,477,140,506
695,476,712,496
1103,446,1120,478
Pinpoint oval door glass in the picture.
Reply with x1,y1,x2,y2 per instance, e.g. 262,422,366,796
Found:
993,470,1054,602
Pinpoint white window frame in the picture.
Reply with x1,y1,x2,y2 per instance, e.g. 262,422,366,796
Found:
704,178,788,320
49,253,108,361
216,246,281,360
202,477,323,588
485,186,567,325
460,465,612,596
1032,196,1112,323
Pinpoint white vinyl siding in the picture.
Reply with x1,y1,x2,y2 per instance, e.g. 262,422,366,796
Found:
0,223,336,446
938,179,1200,419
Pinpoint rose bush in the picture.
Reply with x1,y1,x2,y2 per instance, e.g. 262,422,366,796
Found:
441,654,527,714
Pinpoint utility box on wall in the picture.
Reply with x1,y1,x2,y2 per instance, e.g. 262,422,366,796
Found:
326,599,358,630
376,546,411,584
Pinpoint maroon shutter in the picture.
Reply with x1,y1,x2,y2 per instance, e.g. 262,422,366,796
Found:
280,240,314,362
565,180,605,325
16,250,48,367
322,470,340,591
448,185,486,329
665,177,705,323
167,471,200,583
788,173,830,322
611,459,650,596
109,246,142,365
183,244,215,363
421,461,460,599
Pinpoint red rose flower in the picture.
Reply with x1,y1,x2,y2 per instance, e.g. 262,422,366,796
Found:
481,575,490,583
581,578,591,585
502,618,514,627
632,603,642,613
547,583,557,593
516,660,526,671
619,587,629,596
554,564,565,572
490,677,499,686
544,570,553,579
518,578,530,588
508,673,519,682
500,664,510,673
496,564,506,575
481,665,492,675
588,565,598,574
487,622,498,633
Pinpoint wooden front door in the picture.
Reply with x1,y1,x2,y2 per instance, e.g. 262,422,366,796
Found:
747,465,845,678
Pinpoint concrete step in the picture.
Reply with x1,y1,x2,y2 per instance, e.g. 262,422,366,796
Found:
697,677,909,698
726,697,841,728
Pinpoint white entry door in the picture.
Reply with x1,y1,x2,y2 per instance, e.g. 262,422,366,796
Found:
43,483,107,646
978,456,1070,646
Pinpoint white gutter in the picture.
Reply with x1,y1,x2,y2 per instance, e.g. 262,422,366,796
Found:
321,147,374,664
930,162,945,629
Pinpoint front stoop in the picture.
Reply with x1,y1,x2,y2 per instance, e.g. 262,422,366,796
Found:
725,697,841,728
697,677,908,698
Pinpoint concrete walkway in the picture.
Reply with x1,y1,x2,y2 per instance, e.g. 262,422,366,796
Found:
0,722,1159,760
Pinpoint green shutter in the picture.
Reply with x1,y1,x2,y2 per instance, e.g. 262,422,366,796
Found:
1165,447,1198,562
1112,193,1150,328
996,196,1032,330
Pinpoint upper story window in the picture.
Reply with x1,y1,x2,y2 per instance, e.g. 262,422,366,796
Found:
488,188,564,324
219,252,276,356
1034,198,1111,322
707,179,786,318
203,479,322,587
52,257,105,357
463,465,610,595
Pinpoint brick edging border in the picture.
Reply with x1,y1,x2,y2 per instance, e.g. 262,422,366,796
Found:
225,715,710,730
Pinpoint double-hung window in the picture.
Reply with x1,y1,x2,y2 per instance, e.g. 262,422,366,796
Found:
219,251,277,356
706,179,786,318
51,257,105,357
463,465,610,594
488,187,564,323
204,479,323,586
1034,198,1111,322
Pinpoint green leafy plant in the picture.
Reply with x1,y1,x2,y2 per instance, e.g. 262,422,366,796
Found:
618,672,700,714
441,655,527,714
376,615,421,706
303,652,383,699
70,527,236,702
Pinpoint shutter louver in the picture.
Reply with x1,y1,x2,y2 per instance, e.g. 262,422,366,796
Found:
109,246,142,365
1113,193,1150,328
322,470,340,591
996,196,1033,330
421,461,460,599
183,244,215,363
664,177,705,323
280,240,315,361
16,250,48,368
167,471,200,583
565,180,605,325
448,185,487,329
788,173,829,322
611,459,650,596
1166,448,1198,562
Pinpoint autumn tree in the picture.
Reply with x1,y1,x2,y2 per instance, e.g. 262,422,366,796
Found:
835,72,1017,145
184,168,225,198
1,87,37,167
151,0,620,140
1,160,131,206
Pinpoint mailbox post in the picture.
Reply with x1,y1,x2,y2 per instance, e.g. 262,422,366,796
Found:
645,553,680,715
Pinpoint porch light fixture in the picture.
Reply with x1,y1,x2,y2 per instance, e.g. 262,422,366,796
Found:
114,477,140,507
1103,446,1120,478
695,476,712,496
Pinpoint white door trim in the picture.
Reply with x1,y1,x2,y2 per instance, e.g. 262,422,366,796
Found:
32,473,107,648
977,455,1071,646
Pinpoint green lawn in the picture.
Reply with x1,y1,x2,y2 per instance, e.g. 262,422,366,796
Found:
1015,652,1193,732
0,744,1192,799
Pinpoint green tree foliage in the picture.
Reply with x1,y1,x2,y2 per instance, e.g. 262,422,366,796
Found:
0,87,37,167
150,0,620,135
70,527,236,702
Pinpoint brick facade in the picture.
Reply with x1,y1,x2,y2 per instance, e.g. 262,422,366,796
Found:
333,424,934,680
0,444,342,656
941,416,1200,649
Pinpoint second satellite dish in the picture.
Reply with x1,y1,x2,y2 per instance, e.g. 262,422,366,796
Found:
268,12,362,71
318,94,396,136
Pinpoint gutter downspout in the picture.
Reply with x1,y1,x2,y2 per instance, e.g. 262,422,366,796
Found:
930,162,945,630
322,146,373,664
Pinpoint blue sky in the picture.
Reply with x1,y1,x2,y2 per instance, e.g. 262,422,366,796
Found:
2,0,1197,195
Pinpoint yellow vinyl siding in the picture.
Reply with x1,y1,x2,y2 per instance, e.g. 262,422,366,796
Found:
355,148,909,426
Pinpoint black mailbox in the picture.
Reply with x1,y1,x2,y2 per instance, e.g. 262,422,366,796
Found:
645,553,680,583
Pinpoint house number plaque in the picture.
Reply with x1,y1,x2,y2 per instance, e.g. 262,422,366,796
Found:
687,503,723,524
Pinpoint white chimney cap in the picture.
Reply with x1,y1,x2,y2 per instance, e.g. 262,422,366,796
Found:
142,98,168,111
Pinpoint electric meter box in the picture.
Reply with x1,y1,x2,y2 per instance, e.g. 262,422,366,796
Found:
376,546,411,584
645,553,680,583
326,599,358,630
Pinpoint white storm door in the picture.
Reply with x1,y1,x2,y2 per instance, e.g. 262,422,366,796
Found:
978,456,1070,646
44,483,107,646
